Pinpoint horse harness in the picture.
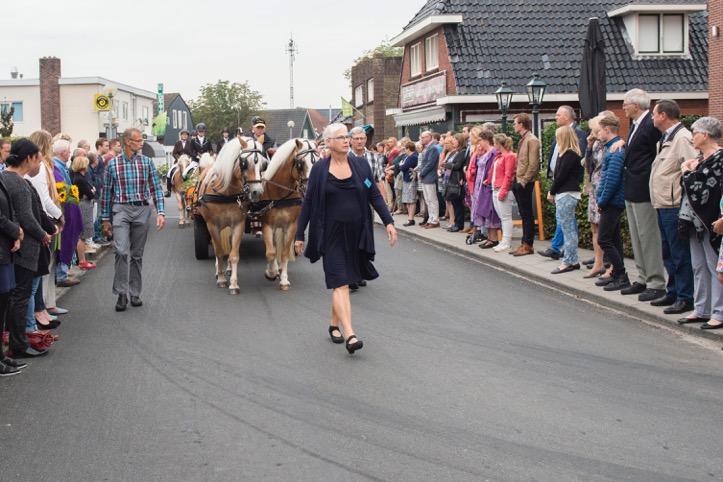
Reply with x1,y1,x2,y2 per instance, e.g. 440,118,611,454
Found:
198,146,266,214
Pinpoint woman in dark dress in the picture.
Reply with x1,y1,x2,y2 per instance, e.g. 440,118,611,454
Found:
295,123,397,355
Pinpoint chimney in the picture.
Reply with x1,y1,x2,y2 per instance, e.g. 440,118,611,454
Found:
39,57,61,135
10,66,18,79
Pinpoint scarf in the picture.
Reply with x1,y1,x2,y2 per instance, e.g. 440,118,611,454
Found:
680,148,723,250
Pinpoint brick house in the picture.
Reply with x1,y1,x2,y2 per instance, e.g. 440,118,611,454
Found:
387,0,709,140
710,0,722,119
350,55,403,144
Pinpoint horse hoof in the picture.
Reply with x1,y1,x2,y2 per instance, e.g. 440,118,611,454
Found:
265,273,279,281
279,284,291,291
217,282,228,288
229,288,240,295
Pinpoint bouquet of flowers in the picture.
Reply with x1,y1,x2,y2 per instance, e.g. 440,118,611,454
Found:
55,182,80,204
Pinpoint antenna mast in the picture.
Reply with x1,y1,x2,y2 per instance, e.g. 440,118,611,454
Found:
285,34,298,109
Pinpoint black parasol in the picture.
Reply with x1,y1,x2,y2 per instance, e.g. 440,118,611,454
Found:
579,17,606,119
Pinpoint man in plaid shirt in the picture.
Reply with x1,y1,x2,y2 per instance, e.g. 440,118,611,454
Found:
100,128,165,312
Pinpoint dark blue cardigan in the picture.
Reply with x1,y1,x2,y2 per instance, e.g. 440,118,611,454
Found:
295,155,394,264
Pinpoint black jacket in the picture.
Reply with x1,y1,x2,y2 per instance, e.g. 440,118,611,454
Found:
295,156,393,264
546,123,588,179
190,137,213,160
0,178,21,265
623,111,662,203
216,137,232,154
550,150,583,196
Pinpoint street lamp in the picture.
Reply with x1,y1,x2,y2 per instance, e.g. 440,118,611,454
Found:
287,120,295,141
102,84,118,139
495,81,515,133
525,73,547,139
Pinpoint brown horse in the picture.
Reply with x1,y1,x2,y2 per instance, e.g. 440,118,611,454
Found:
258,138,318,290
170,154,191,227
197,137,265,294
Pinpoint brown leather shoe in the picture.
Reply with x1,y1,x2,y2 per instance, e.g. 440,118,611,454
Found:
423,223,440,229
512,243,534,257
57,279,80,287
508,244,523,255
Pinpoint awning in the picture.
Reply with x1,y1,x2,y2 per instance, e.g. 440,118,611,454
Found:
393,106,448,127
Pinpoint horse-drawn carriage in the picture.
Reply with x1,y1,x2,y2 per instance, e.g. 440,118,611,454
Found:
187,136,318,293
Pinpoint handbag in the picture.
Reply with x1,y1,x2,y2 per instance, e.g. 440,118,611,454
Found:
3,330,56,352
444,182,464,200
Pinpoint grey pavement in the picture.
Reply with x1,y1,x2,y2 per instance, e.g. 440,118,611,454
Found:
391,213,723,346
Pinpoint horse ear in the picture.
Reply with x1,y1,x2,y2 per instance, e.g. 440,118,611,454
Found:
295,138,304,150
238,138,248,149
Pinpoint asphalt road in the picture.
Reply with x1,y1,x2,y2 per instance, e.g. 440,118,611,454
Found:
1,205,722,481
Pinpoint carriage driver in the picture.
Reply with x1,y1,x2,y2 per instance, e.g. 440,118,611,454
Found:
249,116,277,157
187,122,213,178
167,128,193,196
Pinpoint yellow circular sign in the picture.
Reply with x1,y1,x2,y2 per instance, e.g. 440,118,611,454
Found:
94,94,110,111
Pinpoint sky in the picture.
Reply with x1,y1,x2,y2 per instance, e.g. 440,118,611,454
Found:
5,0,426,111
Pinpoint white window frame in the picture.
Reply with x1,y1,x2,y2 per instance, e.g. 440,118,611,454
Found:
410,42,421,77
367,78,374,103
122,101,129,121
354,85,363,107
636,13,687,55
0,101,23,122
172,110,178,129
425,34,439,71
183,111,188,130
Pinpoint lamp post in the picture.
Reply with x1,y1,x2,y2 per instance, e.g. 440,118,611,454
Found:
102,84,118,139
495,81,514,133
287,120,295,141
525,73,547,139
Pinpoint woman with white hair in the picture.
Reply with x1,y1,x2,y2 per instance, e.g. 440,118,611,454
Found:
295,124,397,355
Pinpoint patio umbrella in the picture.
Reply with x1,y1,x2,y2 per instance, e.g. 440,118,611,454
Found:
579,17,606,119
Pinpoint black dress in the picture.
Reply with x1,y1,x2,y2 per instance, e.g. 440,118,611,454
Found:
322,173,376,288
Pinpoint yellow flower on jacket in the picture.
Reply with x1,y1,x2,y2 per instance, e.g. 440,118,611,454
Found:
70,185,79,199
58,191,67,202
55,182,65,190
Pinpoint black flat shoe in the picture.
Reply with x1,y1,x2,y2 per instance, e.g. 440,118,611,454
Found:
8,346,49,358
551,264,580,274
480,240,499,249
402,220,415,227
700,321,723,330
36,319,61,330
115,294,128,312
328,326,344,344
346,335,363,354
663,300,694,314
1,356,27,369
677,316,710,324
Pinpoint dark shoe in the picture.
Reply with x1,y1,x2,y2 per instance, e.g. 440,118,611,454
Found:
537,248,561,260
663,300,694,315
700,320,723,330
423,223,440,229
677,315,709,324
595,276,614,286
36,318,61,330
115,294,128,312
650,295,676,307
357,280,367,287
346,335,363,354
582,258,595,266
57,279,80,287
512,243,535,257
328,326,344,344
420,219,428,226
130,296,143,307
8,346,49,358
448,226,461,232
0,361,22,377
603,275,631,291
620,282,646,295
583,267,607,278
480,240,499,250
638,288,666,302
551,264,581,274
1,356,27,369
348,283,359,291
402,220,415,227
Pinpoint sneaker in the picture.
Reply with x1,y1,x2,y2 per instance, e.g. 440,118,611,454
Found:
493,243,511,253
93,238,110,246
84,246,97,254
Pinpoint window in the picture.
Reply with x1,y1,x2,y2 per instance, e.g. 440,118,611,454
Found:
122,101,129,121
0,102,23,122
425,34,439,71
410,42,421,77
638,14,685,54
142,106,149,124
183,111,188,130
172,109,178,129
354,85,363,107
367,79,374,103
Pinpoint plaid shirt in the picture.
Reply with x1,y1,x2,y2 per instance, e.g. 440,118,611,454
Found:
100,151,164,220
349,148,384,183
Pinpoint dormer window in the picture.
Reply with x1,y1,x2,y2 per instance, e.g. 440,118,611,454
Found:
410,43,421,77
608,3,705,58
425,34,439,71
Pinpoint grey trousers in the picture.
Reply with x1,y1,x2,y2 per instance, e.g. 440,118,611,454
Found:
422,183,439,224
689,231,723,321
112,204,151,297
625,201,665,289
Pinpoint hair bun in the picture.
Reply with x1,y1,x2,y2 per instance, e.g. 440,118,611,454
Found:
5,154,18,163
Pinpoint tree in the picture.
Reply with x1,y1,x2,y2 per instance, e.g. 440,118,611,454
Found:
343,38,404,82
0,105,14,137
188,80,265,140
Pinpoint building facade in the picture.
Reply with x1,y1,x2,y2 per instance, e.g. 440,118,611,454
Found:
710,0,722,119
350,55,403,143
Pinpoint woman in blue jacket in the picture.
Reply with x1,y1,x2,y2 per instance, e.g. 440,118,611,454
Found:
398,141,419,226
295,124,397,355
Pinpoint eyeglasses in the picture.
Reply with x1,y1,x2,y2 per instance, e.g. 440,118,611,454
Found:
692,131,705,136
330,136,348,142
351,137,366,141
129,138,144,143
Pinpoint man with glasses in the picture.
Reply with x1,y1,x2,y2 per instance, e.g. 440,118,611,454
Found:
101,128,165,312
418,131,440,228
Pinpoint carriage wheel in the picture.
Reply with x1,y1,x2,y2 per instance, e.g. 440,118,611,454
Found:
194,218,211,260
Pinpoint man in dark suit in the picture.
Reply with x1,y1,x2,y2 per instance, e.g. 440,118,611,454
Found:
617,88,666,301
216,127,232,153
187,123,213,178
538,105,587,259
167,129,193,196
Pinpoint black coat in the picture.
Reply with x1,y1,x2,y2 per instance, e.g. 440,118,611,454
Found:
216,137,232,153
0,178,21,265
296,156,394,264
623,111,662,203
550,150,583,195
546,123,588,179
190,137,213,160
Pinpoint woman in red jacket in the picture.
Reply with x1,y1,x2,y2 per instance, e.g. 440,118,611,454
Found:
484,134,517,252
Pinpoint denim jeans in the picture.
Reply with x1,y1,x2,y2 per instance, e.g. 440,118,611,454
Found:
25,276,41,332
550,220,578,254
657,208,694,302
56,260,69,282
555,195,579,265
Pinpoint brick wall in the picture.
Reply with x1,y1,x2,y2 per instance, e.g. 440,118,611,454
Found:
351,56,403,143
39,57,61,135
710,1,723,119
399,27,457,96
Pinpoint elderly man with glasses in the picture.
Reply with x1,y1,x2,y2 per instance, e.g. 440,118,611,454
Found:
100,128,165,312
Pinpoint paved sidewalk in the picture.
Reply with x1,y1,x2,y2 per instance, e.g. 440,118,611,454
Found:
391,213,723,345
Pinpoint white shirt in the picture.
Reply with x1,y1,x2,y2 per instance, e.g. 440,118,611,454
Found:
629,110,649,143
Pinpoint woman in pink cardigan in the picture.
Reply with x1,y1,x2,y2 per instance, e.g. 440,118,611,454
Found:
484,134,517,252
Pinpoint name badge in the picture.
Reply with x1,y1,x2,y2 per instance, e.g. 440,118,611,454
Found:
364,178,372,188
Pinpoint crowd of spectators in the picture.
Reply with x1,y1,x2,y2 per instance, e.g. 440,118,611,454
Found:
0,132,117,375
